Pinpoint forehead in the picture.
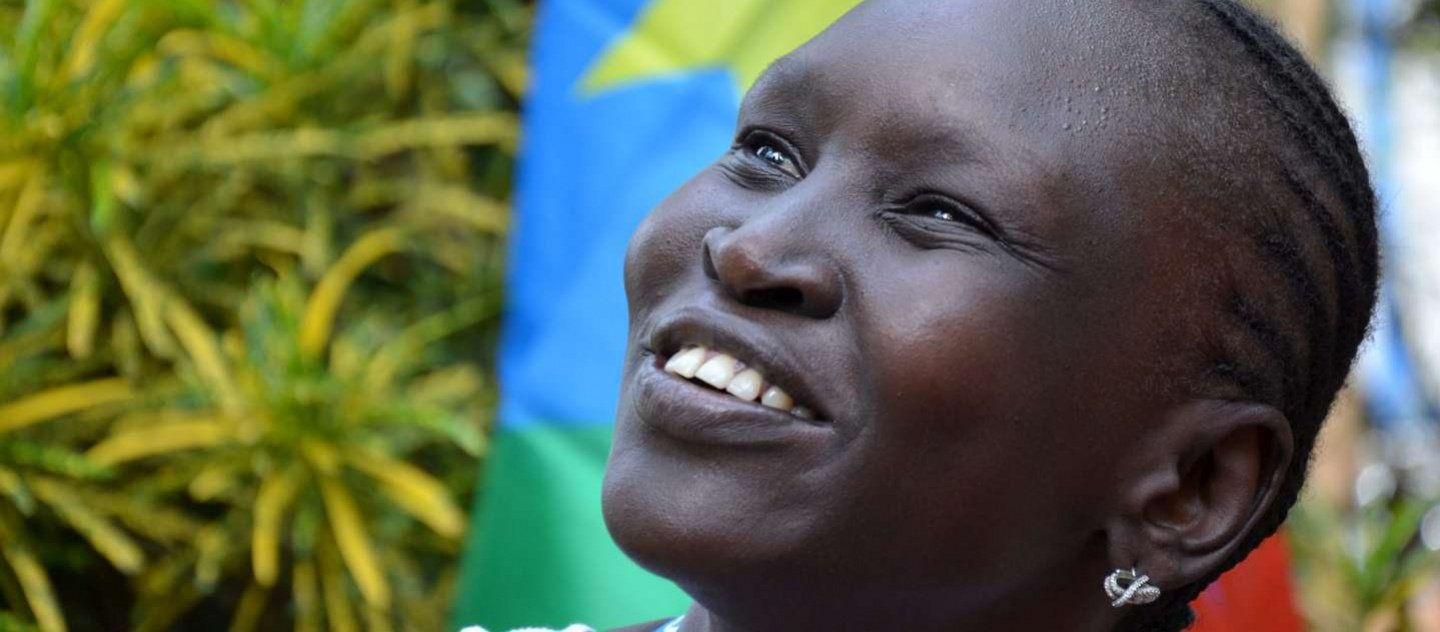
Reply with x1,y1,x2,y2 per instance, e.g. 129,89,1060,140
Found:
761,0,1144,112
756,0,1200,158
745,0,1191,266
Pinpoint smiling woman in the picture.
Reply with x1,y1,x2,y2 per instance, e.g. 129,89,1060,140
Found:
602,0,1380,631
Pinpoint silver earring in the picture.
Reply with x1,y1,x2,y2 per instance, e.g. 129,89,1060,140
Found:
1104,568,1161,607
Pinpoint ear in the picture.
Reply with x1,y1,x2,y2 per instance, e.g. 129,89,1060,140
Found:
1105,400,1294,591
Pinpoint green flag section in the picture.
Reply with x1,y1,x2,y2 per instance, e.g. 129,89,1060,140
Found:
452,425,688,630
452,1,862,630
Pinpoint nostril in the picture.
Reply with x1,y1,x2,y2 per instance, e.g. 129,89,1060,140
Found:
741,286,805,312
702,226,843,318
701,237,721,281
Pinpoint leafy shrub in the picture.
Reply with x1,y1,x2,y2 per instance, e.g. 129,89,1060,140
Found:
0,0,528,629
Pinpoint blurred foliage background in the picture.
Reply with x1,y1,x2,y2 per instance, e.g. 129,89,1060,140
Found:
0,0,528,629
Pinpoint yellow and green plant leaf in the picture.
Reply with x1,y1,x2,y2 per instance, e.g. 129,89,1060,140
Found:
319,476,389,610
0,378,134,436
0,0,526,627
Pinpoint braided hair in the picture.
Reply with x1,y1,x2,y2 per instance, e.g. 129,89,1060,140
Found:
1126,1,1380,629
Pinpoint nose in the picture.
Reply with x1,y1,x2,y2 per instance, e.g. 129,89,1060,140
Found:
700,225,843,319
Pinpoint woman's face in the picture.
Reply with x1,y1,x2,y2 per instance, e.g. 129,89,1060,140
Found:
607,0,1193,624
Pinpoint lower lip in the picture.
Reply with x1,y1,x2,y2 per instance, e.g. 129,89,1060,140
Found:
629,354,832,448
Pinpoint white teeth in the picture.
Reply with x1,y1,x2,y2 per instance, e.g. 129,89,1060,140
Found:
669,346,819,420
695,354,739,390
664,347,707,379
726,369,764,402
760,386,794,411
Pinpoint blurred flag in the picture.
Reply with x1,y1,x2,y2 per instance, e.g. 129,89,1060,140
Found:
1192,534,1304,632
451,1,1307,629
451,1,862,629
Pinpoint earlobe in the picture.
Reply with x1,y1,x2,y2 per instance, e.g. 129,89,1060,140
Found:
1114,400,1293,590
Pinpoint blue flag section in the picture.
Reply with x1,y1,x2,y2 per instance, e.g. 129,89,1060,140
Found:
452,2,861,629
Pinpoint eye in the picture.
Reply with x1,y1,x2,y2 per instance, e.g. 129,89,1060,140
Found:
896,194,1004,241
735,130,805,180
755,144,794,170
928,207,957,222
911,199,970,226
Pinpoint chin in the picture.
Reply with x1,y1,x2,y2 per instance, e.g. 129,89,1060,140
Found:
601,420,809,588
602,451,909,628
602,492,732,590
602,429,734,582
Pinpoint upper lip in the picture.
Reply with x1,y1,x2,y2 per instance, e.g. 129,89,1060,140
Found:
643,307,830,421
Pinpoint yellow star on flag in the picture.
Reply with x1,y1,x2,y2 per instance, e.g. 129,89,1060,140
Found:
581,0,864,96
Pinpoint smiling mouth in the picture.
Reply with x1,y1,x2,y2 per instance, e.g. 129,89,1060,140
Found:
663,346,818,421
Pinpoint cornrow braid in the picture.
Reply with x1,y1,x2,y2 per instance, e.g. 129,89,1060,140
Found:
1129,1,1381,630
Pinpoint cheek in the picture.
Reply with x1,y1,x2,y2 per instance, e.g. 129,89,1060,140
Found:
623,172,732,312
623,207,686,311
852,258,1099,515
822,262,1105,586
859,261,1068,436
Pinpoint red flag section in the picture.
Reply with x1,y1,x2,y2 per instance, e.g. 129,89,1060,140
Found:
1191,532,1303,632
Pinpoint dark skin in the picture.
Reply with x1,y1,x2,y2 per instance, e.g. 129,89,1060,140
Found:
605,1,1295,630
